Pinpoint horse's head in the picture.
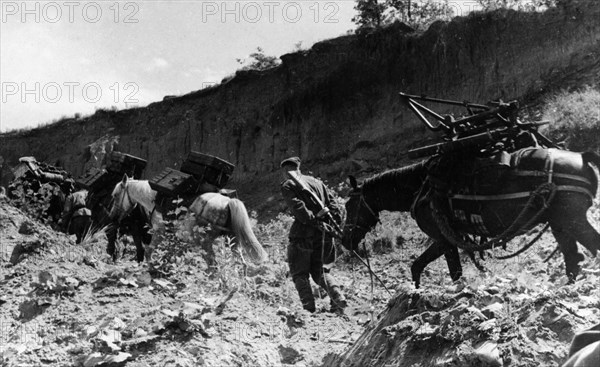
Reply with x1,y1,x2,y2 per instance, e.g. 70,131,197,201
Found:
109,174,136,222
342,175,380,252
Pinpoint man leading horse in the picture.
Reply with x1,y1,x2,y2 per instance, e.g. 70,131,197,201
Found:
280,156,347,314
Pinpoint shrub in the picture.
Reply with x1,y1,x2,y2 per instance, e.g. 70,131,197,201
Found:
541,86,600,151
236,47,281,72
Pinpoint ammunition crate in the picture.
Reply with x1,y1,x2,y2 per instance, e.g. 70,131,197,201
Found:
76,168,115,191
106,152,147,178
149,168,199,196
180,152,235,188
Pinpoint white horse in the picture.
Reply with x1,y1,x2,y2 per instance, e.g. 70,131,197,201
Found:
108,174,268,264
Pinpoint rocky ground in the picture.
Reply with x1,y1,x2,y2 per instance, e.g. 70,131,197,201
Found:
1,187,599,367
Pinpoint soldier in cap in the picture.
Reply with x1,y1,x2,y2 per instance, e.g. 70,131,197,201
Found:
60,186,92,244
280,156,347,314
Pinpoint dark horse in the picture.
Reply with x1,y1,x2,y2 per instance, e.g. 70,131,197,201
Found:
343,148,600,288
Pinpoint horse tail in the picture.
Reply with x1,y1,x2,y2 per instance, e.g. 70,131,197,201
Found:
582,152,600,196
228,199,268,263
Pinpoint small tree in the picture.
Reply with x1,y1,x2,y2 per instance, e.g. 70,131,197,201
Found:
386,0,453,29
476,0,558,11
352,0,386,29
236,47,280,71
353,0,454,31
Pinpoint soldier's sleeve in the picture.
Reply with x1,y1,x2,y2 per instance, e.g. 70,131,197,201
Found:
323,184,343,222
281,181,317,225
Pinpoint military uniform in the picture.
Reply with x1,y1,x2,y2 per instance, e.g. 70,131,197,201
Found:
61,190,92,244
280,157,346,313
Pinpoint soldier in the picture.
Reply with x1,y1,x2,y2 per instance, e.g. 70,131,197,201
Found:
280,157,347,314
60,184,92,244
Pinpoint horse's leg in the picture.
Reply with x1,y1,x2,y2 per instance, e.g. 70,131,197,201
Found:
105,223,119,262
412,199,464,288
443,242,463,282
131,223,145,263
466,250,487,273
569,215,600,258
549,197,599,280
73,218,84,244
199,228,218,270
411,240,462,289
550,226,583,282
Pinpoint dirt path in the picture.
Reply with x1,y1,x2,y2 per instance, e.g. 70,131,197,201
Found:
1,196,599,366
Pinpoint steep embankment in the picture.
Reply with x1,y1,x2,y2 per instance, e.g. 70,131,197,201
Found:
2,1,600,212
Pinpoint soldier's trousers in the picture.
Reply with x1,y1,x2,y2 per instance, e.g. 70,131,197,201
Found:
287,235,345,312
69,216,92,244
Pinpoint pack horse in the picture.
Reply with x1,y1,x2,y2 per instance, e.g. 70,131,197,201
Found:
108,175,268,264
343,148,600,287
343,93,600,288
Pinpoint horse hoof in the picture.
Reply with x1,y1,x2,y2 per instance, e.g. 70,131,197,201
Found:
411,269,422,289
566,272,580,284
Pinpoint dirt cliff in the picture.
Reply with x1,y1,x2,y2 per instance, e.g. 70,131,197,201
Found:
1,2,599,209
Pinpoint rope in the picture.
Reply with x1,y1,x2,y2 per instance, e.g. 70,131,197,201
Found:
543,245,560,263
494,223,550,259
351,250,394,297
430,182,557,252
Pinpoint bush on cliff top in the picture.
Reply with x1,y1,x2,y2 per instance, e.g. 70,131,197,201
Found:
542,86,600,152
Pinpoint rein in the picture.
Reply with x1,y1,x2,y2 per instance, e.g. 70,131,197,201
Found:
346,191,392,297
347,192,380,232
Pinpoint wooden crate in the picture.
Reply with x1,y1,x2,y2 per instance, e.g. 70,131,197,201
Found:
106,152,147,178
76,168,114,191
76,168,104,188
180,152,235,188
149,168,199,196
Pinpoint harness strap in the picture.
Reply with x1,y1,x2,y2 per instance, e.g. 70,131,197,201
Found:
545,149,555,184
431,150,558,253
451,185,594,202
512,171,592,186
432,182,557,251
360,195,380,224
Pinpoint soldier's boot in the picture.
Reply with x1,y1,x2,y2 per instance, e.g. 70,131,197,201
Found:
293,277,316,313
319,274,347,313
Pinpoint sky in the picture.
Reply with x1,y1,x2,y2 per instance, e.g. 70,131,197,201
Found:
0,0,482,132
